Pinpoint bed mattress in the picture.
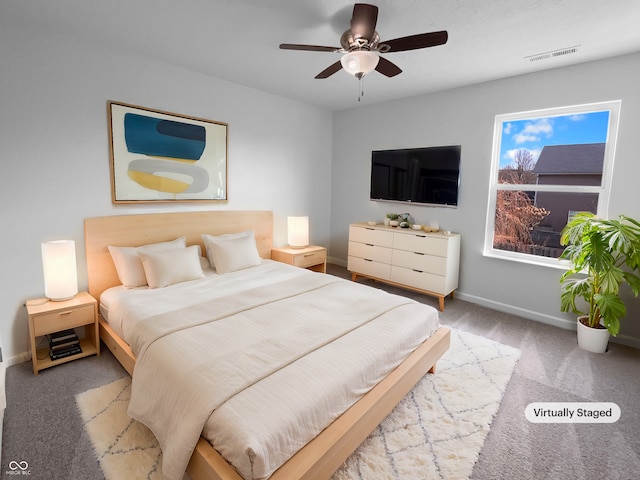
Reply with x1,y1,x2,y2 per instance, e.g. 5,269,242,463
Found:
100,260,440,480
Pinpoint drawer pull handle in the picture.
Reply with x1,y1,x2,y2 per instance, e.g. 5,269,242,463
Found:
364,258,373,262
303,253,315,258
413,269,424,273
414,252,425,255
365,243,374,247
365,227,375,230
58,311,73,316
416,235,426,238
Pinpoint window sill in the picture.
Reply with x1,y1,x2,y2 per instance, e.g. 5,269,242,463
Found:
483,248,571,270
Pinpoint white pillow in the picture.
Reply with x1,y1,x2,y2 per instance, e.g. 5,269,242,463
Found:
199,256,213,271
139,245,204,288
201,231,262,274
108,237,186,288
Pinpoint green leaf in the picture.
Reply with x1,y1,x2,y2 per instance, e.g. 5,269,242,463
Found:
559,213,640,335
622,271,640,297
594,293,625,336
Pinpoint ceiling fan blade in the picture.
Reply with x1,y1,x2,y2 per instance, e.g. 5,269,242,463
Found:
350,3,378,42
375,56,402,77
279,43,339,52
381,31,448,52
315,61,343,79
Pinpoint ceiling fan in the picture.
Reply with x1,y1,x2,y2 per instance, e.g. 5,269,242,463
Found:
279,3,448,80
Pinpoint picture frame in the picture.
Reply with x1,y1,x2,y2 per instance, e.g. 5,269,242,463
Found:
108,101,228,203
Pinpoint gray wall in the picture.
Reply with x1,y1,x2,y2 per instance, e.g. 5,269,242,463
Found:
2,8,639,364
0,14,333,363
330,52,640,348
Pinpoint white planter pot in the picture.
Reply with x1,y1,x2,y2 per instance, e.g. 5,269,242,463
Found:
576,316,610,353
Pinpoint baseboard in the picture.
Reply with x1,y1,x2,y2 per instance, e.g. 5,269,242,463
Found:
6,351,31,368
328,261,640,350
456,291,640,350
328,257,347,268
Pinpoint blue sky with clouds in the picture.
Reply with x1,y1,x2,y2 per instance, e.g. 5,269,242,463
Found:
499,111,610,168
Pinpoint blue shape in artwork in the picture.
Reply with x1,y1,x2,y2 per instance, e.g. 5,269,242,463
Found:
124,113,206,160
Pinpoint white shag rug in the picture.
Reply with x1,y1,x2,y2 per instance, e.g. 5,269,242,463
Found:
76,328,520,480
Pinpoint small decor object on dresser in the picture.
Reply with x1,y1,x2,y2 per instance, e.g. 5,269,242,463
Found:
271,245,327,273
26,292,99,375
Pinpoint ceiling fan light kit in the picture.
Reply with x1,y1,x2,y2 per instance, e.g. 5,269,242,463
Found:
279,3,448,100
340,50,379,78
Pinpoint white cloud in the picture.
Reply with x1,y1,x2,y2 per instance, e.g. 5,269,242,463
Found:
513,133,538,144
502,147,542,166
513,118,553,144
503,122,513,135
504,149,518,161
569,114,586,121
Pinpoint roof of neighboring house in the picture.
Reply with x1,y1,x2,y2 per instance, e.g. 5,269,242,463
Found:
533,143,605,174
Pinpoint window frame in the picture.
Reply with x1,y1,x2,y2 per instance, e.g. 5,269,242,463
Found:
483,100,621,268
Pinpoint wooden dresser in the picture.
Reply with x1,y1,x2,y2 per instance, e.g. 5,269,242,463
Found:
347,223,460,311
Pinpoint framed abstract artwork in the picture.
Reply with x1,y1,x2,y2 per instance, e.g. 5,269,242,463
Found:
108,101,228,203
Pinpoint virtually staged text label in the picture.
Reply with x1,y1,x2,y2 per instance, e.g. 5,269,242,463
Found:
525,402,620,423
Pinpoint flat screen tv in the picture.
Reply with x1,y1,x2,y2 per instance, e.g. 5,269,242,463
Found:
370,145,461,207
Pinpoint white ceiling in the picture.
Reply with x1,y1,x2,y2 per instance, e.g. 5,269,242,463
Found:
5,0,640,111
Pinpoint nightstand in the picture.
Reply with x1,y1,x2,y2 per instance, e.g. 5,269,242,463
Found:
26,291,100,375
271,245,327,273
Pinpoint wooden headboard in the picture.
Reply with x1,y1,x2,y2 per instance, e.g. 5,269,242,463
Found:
84,210,273,300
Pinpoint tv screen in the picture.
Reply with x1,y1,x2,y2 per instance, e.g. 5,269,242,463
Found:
370,145,461,207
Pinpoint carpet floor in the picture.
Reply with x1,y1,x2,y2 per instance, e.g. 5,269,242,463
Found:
75,329,519,480
4,264,640,480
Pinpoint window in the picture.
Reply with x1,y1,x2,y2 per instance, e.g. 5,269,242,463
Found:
484,101,621,267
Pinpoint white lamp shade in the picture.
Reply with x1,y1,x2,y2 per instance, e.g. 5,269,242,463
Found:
340,51,379,78
41,240,78,301
288,216,309,248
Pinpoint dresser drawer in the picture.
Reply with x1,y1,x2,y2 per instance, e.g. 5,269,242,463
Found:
390,266,447,294
348,256,392,281
349,226,394,248
348,241,393,264
292,249,326,268
393,232,449,257
391,249,447,275
33,304,95,337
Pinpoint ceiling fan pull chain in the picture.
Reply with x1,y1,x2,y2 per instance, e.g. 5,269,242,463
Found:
358,75,364,102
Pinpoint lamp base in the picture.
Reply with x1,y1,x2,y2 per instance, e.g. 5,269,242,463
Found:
47,294,76,302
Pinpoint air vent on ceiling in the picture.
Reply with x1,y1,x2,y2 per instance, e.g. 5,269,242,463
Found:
526,45,580,62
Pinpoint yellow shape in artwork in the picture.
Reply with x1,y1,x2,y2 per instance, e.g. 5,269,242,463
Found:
128,171,190,194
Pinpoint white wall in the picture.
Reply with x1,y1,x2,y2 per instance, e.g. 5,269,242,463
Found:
331,52,640,348
0,15,333,364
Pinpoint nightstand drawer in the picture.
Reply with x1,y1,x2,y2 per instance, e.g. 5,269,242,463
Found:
293,250,326,268
33,304,94,336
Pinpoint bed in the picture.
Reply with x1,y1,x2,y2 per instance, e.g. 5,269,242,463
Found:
84,210,450,480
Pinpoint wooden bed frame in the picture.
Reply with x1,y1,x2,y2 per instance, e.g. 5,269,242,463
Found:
84,210,451,480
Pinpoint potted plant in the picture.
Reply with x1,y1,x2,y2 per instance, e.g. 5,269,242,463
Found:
560,212,640,352
386,213,399,227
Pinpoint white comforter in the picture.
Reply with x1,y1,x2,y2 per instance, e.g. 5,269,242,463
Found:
101,261,440,480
